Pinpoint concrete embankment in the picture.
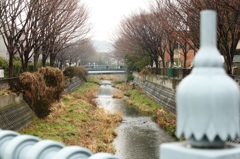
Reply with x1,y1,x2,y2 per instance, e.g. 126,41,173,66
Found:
0,77,82,131
0,93,33,131
133,72,181,114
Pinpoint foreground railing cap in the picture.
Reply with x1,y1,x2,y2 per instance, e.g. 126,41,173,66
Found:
176,10,240,148
160,9,240,159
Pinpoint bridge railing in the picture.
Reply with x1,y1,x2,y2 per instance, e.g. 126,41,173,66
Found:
85,65,126,70
0,129,119,159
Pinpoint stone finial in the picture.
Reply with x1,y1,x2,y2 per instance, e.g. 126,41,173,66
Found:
176,10,240,148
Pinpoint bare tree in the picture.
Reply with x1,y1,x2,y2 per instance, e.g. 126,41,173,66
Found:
172,0,240,73
41,0,90,67
119,11,166,73
151,1,177,67
0,0,36,77
56,39,96,69
0,0,91,77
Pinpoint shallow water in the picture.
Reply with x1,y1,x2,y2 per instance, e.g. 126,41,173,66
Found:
95,80,175,159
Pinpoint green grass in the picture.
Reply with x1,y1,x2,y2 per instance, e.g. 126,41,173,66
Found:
125,89,161,114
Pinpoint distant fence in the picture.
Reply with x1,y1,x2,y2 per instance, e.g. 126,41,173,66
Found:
147,68,192,79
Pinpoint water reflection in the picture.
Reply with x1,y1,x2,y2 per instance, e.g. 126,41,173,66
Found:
96,80,175,159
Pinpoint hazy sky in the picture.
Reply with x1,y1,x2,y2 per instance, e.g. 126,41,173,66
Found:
81,0,151,42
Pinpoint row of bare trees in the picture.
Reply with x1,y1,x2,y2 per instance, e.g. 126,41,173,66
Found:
56,40,96,69
0,0,91,77
113,0,240,74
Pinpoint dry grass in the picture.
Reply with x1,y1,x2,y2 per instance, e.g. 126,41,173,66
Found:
155,108,176,137
114,82,133,92
21,81,122,153
112,90,124,99
91,75,125,84
0,87,11,95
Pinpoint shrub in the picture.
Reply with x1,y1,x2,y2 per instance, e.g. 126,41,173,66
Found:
78,66,88,81
140,67,151,75
63,66,78,78
0,57,9,78
64,66,88,81
38,67,65,100
13,59,22,77
18,67,65,118
127,74,134,82
0,56,22,77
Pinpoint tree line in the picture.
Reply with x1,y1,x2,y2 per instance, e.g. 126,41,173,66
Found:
113,0,240,74
0,0,94,78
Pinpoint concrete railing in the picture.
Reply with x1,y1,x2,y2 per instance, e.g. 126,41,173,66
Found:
0,129,119,159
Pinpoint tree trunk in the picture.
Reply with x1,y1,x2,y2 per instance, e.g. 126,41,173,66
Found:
22,54,29,72
50,54,55,66
42,54,46,67
34,53,40,71
150,58,153,67
8,54,14,78
184,52,187,68
155,58,159,74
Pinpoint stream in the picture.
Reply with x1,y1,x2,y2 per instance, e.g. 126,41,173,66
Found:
95,80,175,159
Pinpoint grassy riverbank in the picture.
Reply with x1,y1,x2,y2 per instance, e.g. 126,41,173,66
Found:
125,87,176,137
111,76,177,138
21,77,122,153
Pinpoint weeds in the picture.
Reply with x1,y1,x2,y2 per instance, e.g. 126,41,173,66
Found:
0,87,11,95
112,90,124,99
21,80,122,153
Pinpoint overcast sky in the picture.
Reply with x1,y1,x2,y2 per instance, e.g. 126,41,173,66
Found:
81,0,152,42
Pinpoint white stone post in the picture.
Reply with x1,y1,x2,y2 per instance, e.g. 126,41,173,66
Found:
160,10,240,159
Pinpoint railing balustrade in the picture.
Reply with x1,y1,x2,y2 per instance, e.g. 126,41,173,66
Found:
0,129,119,159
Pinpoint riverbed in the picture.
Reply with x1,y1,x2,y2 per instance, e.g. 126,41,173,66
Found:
95,80,175,159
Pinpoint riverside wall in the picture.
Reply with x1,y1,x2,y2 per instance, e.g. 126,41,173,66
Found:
0,77,82,131
133,72,181,114
0,93,33,131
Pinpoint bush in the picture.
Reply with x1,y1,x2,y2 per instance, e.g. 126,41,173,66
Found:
38,67,65,100
127,74,134,82
0,56,22,77
18,67,65,118
13,59,22,77
64,66,88,81
77,66,88,81
63,66,78,78
0,57,9,77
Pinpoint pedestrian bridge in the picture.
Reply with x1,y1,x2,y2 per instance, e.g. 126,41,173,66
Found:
85,65,126,74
